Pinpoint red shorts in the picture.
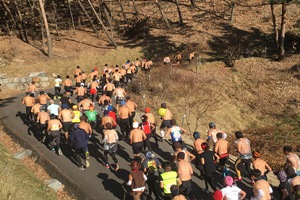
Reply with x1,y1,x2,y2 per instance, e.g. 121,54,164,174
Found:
90,88,97,95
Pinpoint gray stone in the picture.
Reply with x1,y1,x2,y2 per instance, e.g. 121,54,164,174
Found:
0,73,7,79
20,78,27,83
39,77,49,82
13,150,32,160
40,82,50,88
16,84,26,90
44,179,63,193
28,72,47,77
6,83,17,89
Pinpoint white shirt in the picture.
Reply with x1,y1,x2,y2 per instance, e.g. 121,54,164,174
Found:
48,104,60,116
221,185,242,200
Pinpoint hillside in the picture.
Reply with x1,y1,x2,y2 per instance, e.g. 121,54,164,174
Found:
0,0,300,176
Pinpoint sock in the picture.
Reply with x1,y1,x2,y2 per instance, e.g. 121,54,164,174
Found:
160,130,165,138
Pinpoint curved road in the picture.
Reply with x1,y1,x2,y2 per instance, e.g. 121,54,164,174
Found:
0,92,280,200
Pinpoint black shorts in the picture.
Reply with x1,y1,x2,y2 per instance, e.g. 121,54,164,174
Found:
64,86,72,92
116,96,124,104
160,120,171,129
219,154,229,166
132,141,143,154
62,122,72,132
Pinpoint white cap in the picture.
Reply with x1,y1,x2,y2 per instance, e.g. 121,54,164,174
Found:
80,83,84,86
133,122,139,128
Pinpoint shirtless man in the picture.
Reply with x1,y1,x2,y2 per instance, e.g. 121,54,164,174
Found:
103,79,115,98
160,103,173,140
251,169,273,200
125,96,138,130
119,66,127,86
193,131,206,178
47,114,63,155
22,92,35,122
74,83,86,103
74,66,82,78
144,107,159,147
172,142,195,163
36,106,50,142
141,58,147,71
134,58,140,75
37,91,51,110
289,169,300,200
207,122,226,144
177,152,193,199
31,100,41,122
175,52,182,64
163,56,171,65
112,69,121,87
63,75,73,96
75,73,83,87
130,122,146,162
79,115,92,136
118,101,131,140
234,131,252,181
126,63,135,83
78,95,93,111
252,150,272,180
26,81,38,96
283,145,300,176
101,110,116,130
189,51,196,61
89,77,99,102
58,107,74,141
145,59,153,74
98,93,112,106
113,85,126,110
214,132,230,177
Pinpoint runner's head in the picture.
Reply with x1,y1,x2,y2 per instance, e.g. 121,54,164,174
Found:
40,91,44,95
163,162,172,171
31,81,35,84
224,176,234,186
173,142,182,150
126,96,130,100
193,132,200,140
72,105,78,110
283,145,292,154
145,150,153,159
212,190,223,200
106,122,112,130
49,99,54,104
251,169,262,180
80,83,84,87
141,115,148,122
201,142,210,151
129,160,141,170
170,119,176,126
177,152,185,160
145,107,151,113
161,103,166,108
216,132,223,139
89,105,94,110
209,122,216,129
132,122,139,129
80,115,87,122
50,114,56,119
235,131,243,139
252,150,261,158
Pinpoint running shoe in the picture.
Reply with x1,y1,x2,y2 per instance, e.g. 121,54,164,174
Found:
51,148,55,152
78,166,84,170
115,164,119,171
85,151,90,159
86,160,90,168
105,164,110,169
57,148,62,156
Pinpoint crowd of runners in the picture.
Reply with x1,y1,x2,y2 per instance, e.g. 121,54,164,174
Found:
20,57,300,200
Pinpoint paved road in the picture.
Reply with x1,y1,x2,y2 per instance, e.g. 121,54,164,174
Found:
0,92,281,200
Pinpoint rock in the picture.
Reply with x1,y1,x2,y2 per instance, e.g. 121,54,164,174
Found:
6,83,17,89
52,73,57,78
13,150,32,160
0,79,9,84
12,58,25,63
32,77,40,83
39,77,49,82
16,84,27,90
40,82,50,88
44,179,63,193
0,73,7,79
28,72,47,77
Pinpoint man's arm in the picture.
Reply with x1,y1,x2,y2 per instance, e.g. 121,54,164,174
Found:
239,189,246,199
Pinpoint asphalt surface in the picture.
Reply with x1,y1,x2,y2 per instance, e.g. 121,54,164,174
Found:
0,90,281,200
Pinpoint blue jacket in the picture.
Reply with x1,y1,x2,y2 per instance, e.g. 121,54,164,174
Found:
69,128,89,149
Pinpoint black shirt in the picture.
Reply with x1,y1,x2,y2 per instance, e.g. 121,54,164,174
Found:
200,150,216,175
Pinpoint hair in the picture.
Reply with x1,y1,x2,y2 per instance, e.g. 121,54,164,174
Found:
216,132,223,139
173,141,182,150
40,91,44,95
252,150,261,158
235,131,243,139
163,162,172,171
283,146,292,152
177,152,185,160
161,103,166,108
201,142,210,151
80,115,87,121
29,93,34,97
170,119,176,125
251,169,262,179
104,99,109,105
66,75,70,78
31,81,35,84
129,160,141,170
50,114,56,119
77,66,80,68
106,122,112,129
141,115,148,122
57,75,61,78
126,96,131,100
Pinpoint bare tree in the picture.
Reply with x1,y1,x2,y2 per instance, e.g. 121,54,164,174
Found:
38,0,52,58
155,0,170,29
174,0,183,26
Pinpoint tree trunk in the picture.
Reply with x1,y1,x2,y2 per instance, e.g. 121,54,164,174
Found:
270,0,279,48
14,1,29,42
2,2,16,30
117,0,127,22
174,0,183,26
67,0,76,34
278,0,286,61
190,0,196,8
87,0,117,48
155,0,170,29
77,0,100,38
38,0,53,58
102,2,114,37
51,0,60,38
132,0,139,16
229,3,235,25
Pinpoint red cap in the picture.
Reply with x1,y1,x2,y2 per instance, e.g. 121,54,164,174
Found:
145,107,151,113
212,190,223,200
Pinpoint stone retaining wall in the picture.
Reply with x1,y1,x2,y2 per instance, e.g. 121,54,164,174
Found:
0,72,52,91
